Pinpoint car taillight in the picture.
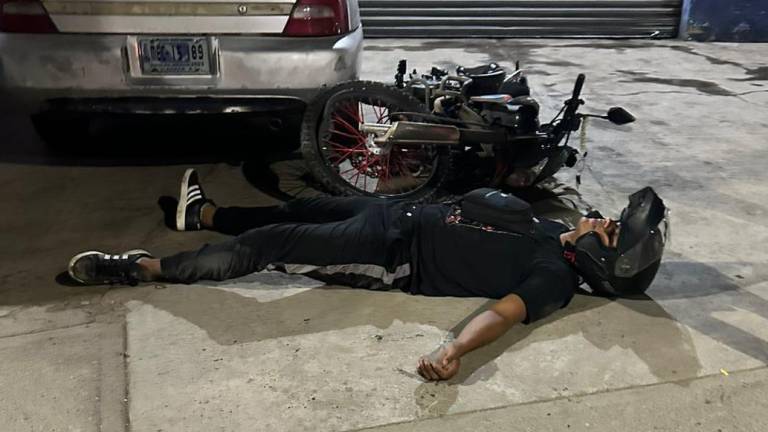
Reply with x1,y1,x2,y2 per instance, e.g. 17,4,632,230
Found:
0,0,57,33
282,0,348,37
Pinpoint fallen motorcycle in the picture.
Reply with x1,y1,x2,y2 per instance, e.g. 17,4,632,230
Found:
300,60,636,201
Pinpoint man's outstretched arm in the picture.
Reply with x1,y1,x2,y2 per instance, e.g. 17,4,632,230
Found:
417,293,527,381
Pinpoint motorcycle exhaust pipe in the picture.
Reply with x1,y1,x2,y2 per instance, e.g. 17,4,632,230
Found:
360,121,507,148
361,121,462,147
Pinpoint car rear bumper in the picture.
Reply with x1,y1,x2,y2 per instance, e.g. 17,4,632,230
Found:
0,27,363,115
41,96,308,115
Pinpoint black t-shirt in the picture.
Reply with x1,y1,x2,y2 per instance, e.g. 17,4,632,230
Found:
407,204,578,323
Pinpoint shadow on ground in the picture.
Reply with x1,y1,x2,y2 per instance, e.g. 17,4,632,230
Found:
0,112,302,167
0,111,303,305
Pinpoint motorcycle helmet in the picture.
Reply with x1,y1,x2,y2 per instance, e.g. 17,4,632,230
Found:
569,187,669,297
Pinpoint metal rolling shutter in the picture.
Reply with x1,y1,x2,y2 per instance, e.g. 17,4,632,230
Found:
359,0,682,38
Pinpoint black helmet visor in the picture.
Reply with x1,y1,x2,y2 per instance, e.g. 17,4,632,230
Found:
614,187,669,278
614,214,669,277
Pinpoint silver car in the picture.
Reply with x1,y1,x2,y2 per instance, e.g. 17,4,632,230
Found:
0,0,363,136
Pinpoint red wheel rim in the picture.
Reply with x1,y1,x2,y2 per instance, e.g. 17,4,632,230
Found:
319,97,438,196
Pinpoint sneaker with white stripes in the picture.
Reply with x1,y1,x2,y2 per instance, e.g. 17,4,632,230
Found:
176,168,213,231
68,249,153,286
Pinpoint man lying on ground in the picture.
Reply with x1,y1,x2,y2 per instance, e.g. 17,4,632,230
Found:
67,169,668,381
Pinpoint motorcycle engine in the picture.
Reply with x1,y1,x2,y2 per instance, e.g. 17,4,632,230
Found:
480,96,540,134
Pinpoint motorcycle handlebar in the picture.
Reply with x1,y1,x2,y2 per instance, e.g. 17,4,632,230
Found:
550,73,586,138
570,73,585,102
564,74,586,121
563,74,585,119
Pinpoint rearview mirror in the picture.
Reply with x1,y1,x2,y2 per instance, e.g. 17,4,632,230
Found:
607,107,635,125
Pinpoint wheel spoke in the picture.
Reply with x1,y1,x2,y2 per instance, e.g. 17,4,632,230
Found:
332,116,365,139
328,128,364,140
339,102,363,124
323,139,368,166
350,164,363,187
330,146,367,155
325,139,366,153
323,138,366,153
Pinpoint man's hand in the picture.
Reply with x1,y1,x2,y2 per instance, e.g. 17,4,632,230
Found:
417,342,461,381
416,295,526,382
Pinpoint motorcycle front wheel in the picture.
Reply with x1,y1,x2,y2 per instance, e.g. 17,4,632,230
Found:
300,81,452,202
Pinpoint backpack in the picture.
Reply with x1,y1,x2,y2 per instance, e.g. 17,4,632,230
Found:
452,188,536,235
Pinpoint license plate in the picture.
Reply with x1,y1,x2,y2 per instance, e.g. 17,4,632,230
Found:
138,37,211,76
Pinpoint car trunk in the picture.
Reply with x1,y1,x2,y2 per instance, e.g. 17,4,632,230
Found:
41,0,297,34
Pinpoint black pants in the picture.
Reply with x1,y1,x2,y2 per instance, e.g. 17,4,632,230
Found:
160,196,415,290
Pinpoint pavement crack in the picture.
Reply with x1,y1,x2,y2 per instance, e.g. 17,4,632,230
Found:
736,89,768,96
0,320,96,340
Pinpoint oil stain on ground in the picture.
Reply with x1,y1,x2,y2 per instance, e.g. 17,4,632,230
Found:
734,66,768,82
667,46,768,82
616,69,735,96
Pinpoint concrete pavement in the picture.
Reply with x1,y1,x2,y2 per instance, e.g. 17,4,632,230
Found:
1,39,768,431
366,367,768,432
